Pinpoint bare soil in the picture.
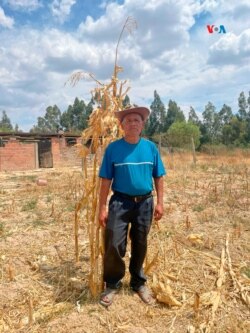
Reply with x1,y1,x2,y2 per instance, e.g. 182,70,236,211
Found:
0,151,249,333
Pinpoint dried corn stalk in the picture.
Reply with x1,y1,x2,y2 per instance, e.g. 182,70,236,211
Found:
225,233,250,307
191,236,226,333
71,17,137,297
151,272,182,307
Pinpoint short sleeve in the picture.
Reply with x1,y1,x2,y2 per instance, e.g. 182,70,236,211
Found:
99,145,114,179
152,147,166,178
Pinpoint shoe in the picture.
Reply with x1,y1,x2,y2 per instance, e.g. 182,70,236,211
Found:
99,288,118,307
136,285,155,305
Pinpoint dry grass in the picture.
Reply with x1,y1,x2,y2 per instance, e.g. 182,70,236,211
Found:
0,151,249,333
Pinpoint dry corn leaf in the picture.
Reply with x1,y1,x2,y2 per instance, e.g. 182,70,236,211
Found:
20,302,71,326
158,293,182,307
144,251,159,275
187,233,204,245
152,276,182,307
187,325,196,333
200,290,220,306
69,277,85,291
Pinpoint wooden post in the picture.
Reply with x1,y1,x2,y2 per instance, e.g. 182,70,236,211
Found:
158,134,162,154
191,136,197,165
74,205,79,263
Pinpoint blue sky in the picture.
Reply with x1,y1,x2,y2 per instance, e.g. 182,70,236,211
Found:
0,0,250,131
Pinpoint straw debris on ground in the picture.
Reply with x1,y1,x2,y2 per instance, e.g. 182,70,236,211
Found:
0,150,249,333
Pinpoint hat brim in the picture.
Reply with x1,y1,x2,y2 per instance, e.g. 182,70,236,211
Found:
115,107,150,122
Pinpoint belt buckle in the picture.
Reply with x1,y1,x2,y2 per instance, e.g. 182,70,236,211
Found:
134,196,142,203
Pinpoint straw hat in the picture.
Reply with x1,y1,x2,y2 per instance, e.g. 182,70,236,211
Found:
115,106,150,122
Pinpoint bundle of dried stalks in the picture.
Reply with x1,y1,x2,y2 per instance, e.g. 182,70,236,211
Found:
70,17,136,297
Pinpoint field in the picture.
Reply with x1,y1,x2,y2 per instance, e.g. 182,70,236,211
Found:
0,150,249,333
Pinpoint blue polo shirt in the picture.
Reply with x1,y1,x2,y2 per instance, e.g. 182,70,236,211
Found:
99,138,166,196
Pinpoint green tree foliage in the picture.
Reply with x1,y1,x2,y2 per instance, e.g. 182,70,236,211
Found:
122,95,131,108
31,105,61,133
145,90,166,136
222,117,239,145
238,91,248,121
220,92,250,146
166,121,201,148
246,91,250,142
218,104,233,125
61,98,85,131
61,97,93,132
222,116,247,146
8,90,250,147
0,111,13,132
188,106,200,126
247,91,250,113
165,100,185,131
200,102,221,144
215,104,233,143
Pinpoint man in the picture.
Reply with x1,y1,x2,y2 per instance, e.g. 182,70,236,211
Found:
98,106,166,307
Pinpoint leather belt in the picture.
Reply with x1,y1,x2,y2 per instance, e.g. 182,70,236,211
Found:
114,191,152,203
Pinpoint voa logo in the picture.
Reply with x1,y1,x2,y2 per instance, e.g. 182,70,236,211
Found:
207,25,226,34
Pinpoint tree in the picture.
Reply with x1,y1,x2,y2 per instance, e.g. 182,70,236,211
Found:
188,106,200,126
215,104,233,144
201,102,221,144
246,91,250,143
222,116,247,146
0,111,13,132
166,121,201,149
61,97,92,132
165,100,185,131
145,90,166,137
247,91,250,113
218,104,233,125
122,95,130,108
31,105,61,133
238,91,248,121
45,105,61,132
84,98,94,124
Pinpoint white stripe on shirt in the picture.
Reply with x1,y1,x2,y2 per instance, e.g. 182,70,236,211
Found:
114,162,153,167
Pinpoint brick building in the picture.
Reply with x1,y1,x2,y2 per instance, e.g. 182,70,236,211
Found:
0,132,83,172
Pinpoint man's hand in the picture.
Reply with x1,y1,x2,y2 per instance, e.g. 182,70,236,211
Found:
99,207,108,228
154,203,163,221
98,178,111,228
153,176,164,221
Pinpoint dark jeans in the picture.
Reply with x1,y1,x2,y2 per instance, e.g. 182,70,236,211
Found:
104,192,154,291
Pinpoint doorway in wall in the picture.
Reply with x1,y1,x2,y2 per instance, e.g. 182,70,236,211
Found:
38,139,53,168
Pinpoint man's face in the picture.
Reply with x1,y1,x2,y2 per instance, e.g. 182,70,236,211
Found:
121,113,144,136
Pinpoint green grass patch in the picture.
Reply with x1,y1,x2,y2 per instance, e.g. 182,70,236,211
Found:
22,199,38,211
192,204,204,212
241,266,250,279
32,218,47,227
0,222,4,235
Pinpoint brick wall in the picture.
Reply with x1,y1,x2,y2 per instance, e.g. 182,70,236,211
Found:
0,136,82,171
51,137,82,168
0,139,37,172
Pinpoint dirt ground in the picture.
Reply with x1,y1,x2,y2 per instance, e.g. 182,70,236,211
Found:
0,150,249,333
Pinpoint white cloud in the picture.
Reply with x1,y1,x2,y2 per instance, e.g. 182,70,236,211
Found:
78,0,197,59
50,0,76,23
5,0,42,11
0,7,14,28
0,0,250,131
208,29,250,65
